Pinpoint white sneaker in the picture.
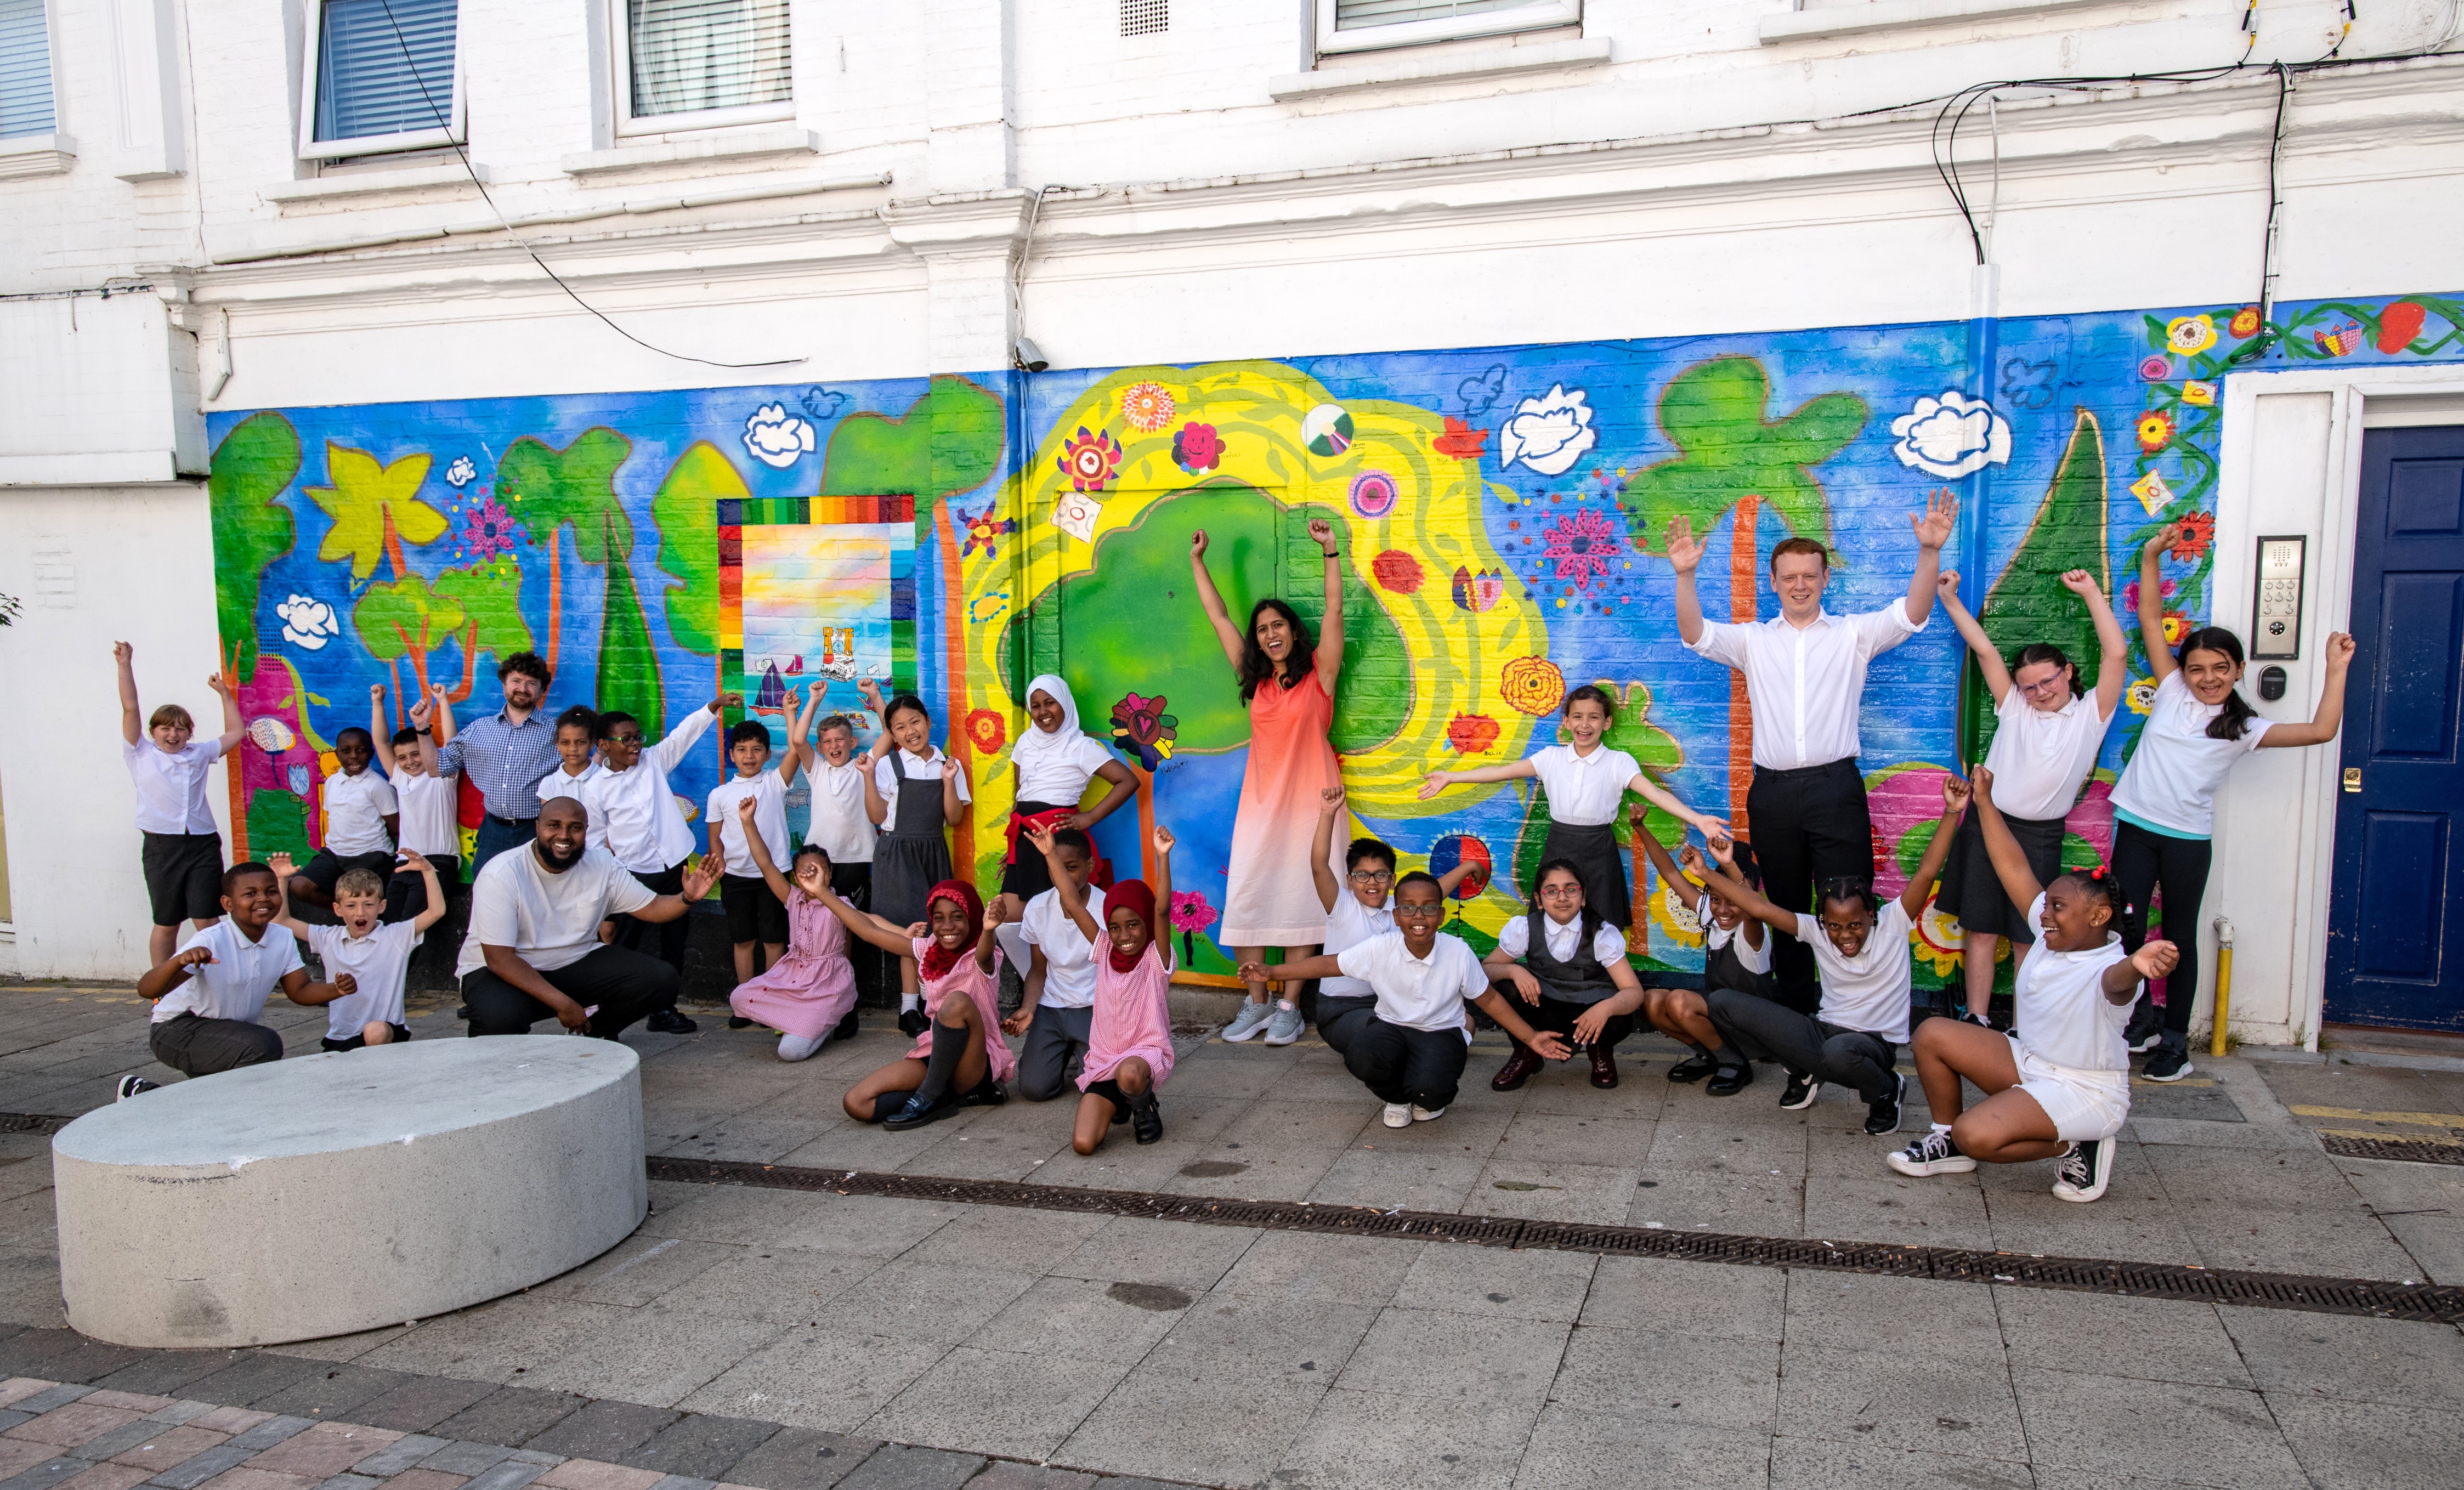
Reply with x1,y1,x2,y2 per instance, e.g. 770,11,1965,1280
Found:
2052,1138,2116,1203
1263,1003,1305,1046
1411,1104,1446,1122
1886,1129,1976,1177
1222,1001,1276,1043
1381,1103,1413,1129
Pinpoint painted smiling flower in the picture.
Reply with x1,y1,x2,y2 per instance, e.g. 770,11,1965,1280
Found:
1171,422,1222,474
1120,382,1176,433
461,494,522,562
1649,883,1707,949
1499,655,1566,717
1915,893,1965,978
2166,315,2218,356
2170,510,2216,560
2126,677,2158,715
1109,692,1179,769
1498,384,1598,475
2136,410,2175,454
1059,427,1123,492
1542,507,1620,592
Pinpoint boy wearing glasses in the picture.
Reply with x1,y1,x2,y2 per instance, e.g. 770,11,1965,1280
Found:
1305,786,1475,1056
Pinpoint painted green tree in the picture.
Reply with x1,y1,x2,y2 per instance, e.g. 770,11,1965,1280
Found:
353,574,465,699
817,375,1007,502
650,440,741,658
497,429,662,727
1621,356,1868,560
432,558,534,702
207,412,302,681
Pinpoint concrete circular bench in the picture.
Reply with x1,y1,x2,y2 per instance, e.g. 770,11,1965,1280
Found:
53,1035,645,1349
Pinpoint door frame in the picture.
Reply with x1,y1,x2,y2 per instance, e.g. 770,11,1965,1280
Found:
2214,364,2464,1050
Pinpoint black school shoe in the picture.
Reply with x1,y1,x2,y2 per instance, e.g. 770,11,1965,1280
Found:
1779,1070,1821,1110
647,1009,698,1034
1667,1051,1719,1083
898,1006,930,1037
962,1073,1007,1106
2142,1047,2194,1082
1863,1072,1905,1136
834,1007,860,1043
1707,1062,1754,1096
1132,1095,1164,1145
727,1016,755,1029
883,1088,964,1131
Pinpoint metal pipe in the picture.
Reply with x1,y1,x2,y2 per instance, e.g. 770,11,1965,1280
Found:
2211,915,2235,1058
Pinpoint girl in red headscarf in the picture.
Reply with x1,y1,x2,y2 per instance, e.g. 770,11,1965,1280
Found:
826,875,1017,1130
1020,818,1177,1152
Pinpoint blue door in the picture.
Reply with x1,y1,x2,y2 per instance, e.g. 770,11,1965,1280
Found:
2325,425,2464,1029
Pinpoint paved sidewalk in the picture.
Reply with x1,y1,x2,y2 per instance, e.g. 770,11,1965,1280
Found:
0,985,2460,1488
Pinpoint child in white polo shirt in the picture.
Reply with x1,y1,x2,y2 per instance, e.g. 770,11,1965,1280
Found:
270,849,447,1050
370,684,464,922
288,724,399,913
999,825,1107,1102
116,642,246,968
125,861,349,1098
583,690,737,1034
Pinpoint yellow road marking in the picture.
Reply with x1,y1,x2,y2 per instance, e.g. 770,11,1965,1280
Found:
2316,1127,2464,1148
2290,1105,2464,1131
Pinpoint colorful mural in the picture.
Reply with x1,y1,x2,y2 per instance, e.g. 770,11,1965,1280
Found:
205,292,2464,992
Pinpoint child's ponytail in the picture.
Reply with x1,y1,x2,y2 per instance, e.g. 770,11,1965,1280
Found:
2176,627,2257,741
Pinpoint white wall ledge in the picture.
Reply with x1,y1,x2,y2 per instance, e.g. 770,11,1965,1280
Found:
1760,0,2113,45
0,134,77,182
1270,37,1612,101
562,127,820,177
0,451,183,487
265,163,491,204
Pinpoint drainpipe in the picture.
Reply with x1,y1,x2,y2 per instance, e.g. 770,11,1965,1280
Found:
2211,916,2235,1058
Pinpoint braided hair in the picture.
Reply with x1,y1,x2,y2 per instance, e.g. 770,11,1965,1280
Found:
2059,862,2128,922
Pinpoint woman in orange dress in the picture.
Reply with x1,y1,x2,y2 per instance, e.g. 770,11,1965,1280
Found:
1188,519,1345,1047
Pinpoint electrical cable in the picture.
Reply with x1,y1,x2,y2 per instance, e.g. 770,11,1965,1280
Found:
371,0,802,370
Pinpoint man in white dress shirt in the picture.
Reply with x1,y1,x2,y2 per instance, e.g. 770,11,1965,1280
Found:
1666,491,1955,1012
580,691,737,1033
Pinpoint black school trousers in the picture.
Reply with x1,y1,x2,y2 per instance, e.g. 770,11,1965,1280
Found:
2111,820,2210,1055
1345,1016,1470,1111
615,860,692,977
1746,759,1872,1015
460,944,679,1037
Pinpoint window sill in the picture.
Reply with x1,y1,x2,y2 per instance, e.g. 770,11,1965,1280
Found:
1270,36,1611,101
1759,0,2114,45
265,162,489,203
0,450,182,487
0,134,77,182
562,125,818,177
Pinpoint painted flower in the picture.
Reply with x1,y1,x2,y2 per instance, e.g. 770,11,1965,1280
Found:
2126,677,2157,715
245,716,296,755
2377,301,2428,354
1120,382,1175,433
1170,422,1222,475
276,594,340,651
2122,576,2176,613
445,455,477,488
1349,469,1398,519
462,495,522,562
1109,692,1178,770
2170,511,2216,560
1451,565,1504,613
1058,427,1122,492
743,403,816,469
1169,890,1218,935
1499,655,1566,717
1445,712,1500,755
1371,549,1423,593
2136,410,2174,454
2139,355,2174,382
1541,508,1620,591
1498,384,1597,475
2160,610,2195,646
2229,305,2264,338
1432,416,1488,460
1915,893,1964,978
1649,882,1706,949
959,501,1016,560
1888,391,2012,478
964,708,1006,756
2166,315,2217,356
2315,321,2366,358
968,591,1010,624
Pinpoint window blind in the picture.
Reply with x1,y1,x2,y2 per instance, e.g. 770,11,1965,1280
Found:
313,0,458,143
628,0,791,121
0,0,55,140
1334,0,1534,29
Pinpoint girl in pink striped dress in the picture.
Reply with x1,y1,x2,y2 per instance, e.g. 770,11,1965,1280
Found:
1021,819,1177,1152
724,798,858,1061
827,877,1016,1131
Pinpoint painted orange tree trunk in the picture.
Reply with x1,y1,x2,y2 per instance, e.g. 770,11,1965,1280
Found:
1728,494,1761,839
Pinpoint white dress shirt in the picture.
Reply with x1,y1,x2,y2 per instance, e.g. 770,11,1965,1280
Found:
1014,733,1117,806
456,845,659,978
124,738,226,836
2108,672,2271,838
1688,603,1926,769
1980,690,2113,823
1496,913,1628,966
1528,745,1643,826
393,772,461,858
1701,896,1772,975
305,920,420,1039
707,771,791,871
321,768,399,856
156,917,301,1025
1334,930,1489,1035
582,707,717,874
805,758,877,865
1024,883,1107,1009
874,749,973,820
1318,891,1394,998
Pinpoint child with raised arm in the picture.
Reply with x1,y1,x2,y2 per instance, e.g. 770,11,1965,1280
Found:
1631,815,1769,1096
1480,857,1650,1091
858,678,973,1034
1305,784,1474,1056
726,797,860,1061
826,877,1013,1130
1242,874,1570,1129
1689,774,1971,1136
126,862,351,1098
1888,767,2180,1202
269,849,446,1050
711,684,823,1006
999,825,1106,1102
371,684,463,923
584,689,739,1033
1931,568,2126,1026
806,711,886,1009
1021,818,1179,1152
2108,522,2354,1080
1420,683,1729,928
117,642,246,967
288,719,399,915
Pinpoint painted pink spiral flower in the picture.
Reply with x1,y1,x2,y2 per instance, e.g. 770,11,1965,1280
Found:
1541,507,1620,591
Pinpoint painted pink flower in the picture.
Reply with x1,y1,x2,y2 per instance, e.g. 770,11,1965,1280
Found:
1171,422,1222,474
1541,507,1619,592
462,495,522,562
2122,576,2177,612
1170,890,1218,934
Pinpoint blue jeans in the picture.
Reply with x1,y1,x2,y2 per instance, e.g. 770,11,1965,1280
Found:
471,814,535,879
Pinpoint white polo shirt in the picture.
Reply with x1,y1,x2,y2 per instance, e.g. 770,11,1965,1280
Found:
1804,898,1916,1045
393,772,460,859
1687,603,1927,769
126,738,226,836
1702,896,1772,975
805,757,876,865
322,768,398,856
157,917,301,1025
707,770,790,873
1980,689,2112,823
456,844,659,979
2012,893,2134,1073
874,748,973,819
1013,732,1116,807
305,920,419,1039
1528,745,1643,826
536,762,607,852
1496,913,1628,966
1334,930,1489,1035
1024,882,1107,1009
1318,891,1394,999
2108,672,2271,839
582,706,717,874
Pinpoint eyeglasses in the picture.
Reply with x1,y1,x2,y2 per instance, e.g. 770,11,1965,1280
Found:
1394,902,1446,919
605,733,644,746
1538,883,1584,899
2016,676,2070,698
1349,869,1395,885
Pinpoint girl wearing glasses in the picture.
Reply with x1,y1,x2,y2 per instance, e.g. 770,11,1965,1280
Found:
1306,784,1475,1056
1930,569,2125,1029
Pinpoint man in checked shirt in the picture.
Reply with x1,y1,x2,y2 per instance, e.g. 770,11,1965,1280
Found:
430,651,563,879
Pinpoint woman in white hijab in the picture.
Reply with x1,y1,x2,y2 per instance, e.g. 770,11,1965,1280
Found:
999,674,1137,917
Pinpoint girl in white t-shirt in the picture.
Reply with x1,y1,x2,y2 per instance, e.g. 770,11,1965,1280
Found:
1932,568,2125,1028
2108,523,2355,1081
1420,684,1728,928
1888,767,2183,1203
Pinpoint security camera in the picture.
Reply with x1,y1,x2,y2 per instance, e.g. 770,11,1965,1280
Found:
1014,337,1049,373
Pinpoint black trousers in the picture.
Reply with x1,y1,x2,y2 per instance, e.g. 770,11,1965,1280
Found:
1345,1017,1470,1111
2111,820,2210,1053
1017,1003,1094,1102
460,944,679,1037
149,1012,283,1076
1745,760,1872,1015
1704,987,1897,1102
832,862,891,1005
616,860,692,977
1316,993,1379,1056
1514,992,1636,1050
383,856,460,924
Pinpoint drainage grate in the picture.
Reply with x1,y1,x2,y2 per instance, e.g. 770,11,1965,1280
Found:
647,1155,2464,1325
0,1113,70,1135
2321,1132,2464,1167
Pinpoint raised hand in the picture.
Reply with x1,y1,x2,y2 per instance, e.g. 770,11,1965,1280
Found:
1912,489,1959,550
2131,940,2181,982
784,684,802,717
793,859,829,898
713,689,744,712
2323,631,2356,670
1664,515,1704,575
1936,569,1962,602
982,897,1007,930
736,796,758,823
1021,820,1058,858
1153,822,1176,857
1941,772,1972,817
1972,764,1995,805
1320,784,1346,812
369,683,386,704
1417,771,1452,801
207,672,237,698
904,921,930,941
396,850,431,874
268,852,296,879
113,641,133,666
1708,835,1739,869
2144,523,2183,559
857,677,886,712
682,856,722,902
1678,843,1709,879
408,695,434,730
1306,518,1337,552
2059,568,2101,598
1189,529,1209,560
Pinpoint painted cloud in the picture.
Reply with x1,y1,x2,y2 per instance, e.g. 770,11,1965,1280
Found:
1890,391,2012,478
743,403,816,469
1498,384,1597,475
445,455,477,488
276,593,340,651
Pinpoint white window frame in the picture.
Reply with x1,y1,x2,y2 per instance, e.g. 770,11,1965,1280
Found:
0,0,62,145
1316,0,1580,56
607,0,796,140
294,0,465,161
